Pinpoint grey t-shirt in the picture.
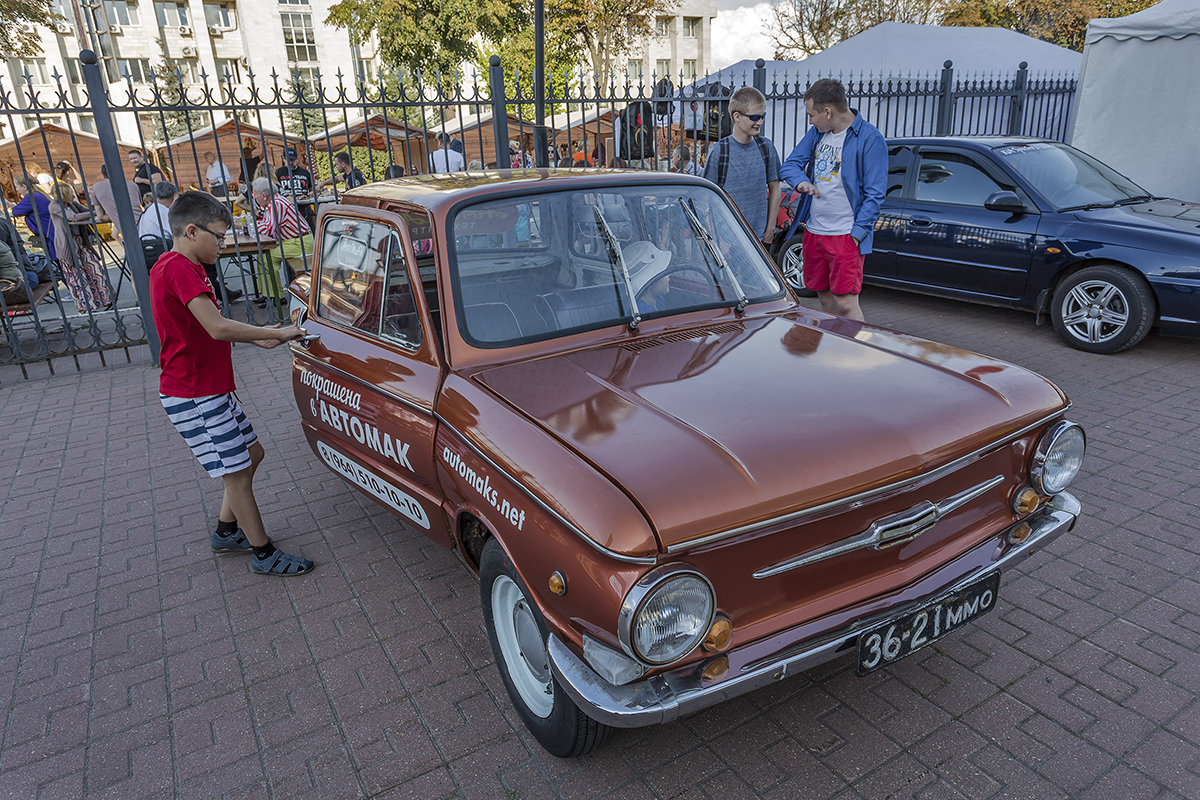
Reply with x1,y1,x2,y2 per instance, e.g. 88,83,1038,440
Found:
702,135,781,238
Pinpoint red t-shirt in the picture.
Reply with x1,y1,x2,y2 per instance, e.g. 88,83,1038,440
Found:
150,251,235,397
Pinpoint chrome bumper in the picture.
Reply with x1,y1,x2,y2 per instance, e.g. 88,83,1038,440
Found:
549,492,1080,729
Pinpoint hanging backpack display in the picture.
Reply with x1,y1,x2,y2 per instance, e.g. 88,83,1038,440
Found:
619,101,656,161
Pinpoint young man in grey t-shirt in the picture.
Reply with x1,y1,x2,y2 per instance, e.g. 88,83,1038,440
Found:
701,86,782,245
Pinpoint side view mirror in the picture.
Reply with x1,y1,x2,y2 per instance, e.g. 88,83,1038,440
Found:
984,190,1027,213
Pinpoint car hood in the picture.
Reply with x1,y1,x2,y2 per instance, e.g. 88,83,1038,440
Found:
1068,198,1200,238
474,314,1068,550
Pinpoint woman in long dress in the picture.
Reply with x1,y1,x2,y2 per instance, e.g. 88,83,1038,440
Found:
47,183,112,313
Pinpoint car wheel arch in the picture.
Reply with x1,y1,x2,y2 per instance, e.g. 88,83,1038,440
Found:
1042,258,1157,318
1048,261,1158,353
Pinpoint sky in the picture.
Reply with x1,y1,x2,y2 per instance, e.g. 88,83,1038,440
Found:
710,0,778,72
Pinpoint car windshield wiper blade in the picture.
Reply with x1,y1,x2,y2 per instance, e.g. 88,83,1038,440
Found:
676,197,748,313
1057,201,1119,212
591,206,642,331
1115,194,1163,205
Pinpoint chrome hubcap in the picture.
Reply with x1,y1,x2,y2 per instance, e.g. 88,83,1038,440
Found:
492,575,553,717
781,244,805,291
1060,280,1129,343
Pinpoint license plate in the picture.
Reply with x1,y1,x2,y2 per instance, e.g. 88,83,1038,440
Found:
856,571,1001,676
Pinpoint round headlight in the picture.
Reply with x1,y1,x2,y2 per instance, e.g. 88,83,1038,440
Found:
619,566,715,666
1031,421,1085,495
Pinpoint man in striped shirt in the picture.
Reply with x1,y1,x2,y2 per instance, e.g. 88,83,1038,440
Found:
251,176,314,278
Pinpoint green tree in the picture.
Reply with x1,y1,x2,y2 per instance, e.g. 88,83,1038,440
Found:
769,0,945,60
942,0,1161,51
473,17,580,119
151,62,208,142
325,0,527,77
551,0,672,80
0,0,53,59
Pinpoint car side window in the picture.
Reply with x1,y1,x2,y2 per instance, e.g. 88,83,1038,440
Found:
914,152,1004,207
887,146,913,198
380,231,423,349
316,217,396,334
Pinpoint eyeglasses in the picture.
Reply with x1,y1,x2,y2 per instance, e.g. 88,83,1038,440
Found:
738,113,766,122
193,226,228,241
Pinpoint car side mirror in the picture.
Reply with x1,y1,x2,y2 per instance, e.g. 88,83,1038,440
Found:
984,190,1027,213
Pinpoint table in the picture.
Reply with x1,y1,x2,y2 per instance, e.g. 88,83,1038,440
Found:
219,232,282,310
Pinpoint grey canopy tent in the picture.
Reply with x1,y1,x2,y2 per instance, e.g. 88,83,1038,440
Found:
1070,0,1200,201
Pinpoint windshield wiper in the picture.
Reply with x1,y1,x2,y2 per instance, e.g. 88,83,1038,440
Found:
591,206,641,331
1057,201,1119,212
1115,194,1164,205
676,197,748,313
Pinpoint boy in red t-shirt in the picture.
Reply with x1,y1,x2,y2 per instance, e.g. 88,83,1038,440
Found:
151,190,313,576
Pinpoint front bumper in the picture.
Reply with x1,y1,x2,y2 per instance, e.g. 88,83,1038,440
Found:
548,492,1080,729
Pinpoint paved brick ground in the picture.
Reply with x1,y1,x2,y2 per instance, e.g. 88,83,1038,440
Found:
2,288,1199,799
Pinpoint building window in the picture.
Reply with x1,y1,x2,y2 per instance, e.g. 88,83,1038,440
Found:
354,58,376,83
116,58,154,83
64,58,82,84
281,13,318,63
626,59,643,83
683,17,700,38
656,59,671,78
656,16,672,36
8,59,51,85
204,2,234,27
154,1,189,26
278,0,310,5
215,58,243,83
683,59,697,82
78,115,96,133
50,0,70,17
288,66,320,98
103,0,139,25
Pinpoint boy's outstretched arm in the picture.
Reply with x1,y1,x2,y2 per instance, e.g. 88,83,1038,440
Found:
186,295,303,344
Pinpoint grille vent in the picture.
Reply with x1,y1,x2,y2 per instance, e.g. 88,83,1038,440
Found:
621,322,742,352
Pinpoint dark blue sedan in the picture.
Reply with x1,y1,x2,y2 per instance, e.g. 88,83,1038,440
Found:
774,137,1200,353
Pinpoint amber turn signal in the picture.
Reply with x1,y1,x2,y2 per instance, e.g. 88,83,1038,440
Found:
548,571,567,596
1012,486,1041,516
1008,522,1033,544
702,614,732,651
700,656,729,684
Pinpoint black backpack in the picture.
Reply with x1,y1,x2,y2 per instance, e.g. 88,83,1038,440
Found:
652,78,675,116
619,101,656,161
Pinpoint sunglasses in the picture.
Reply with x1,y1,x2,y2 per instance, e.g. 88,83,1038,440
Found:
738,113,766,122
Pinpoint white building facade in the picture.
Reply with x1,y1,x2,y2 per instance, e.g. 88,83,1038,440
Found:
5,0,717,145
624,0,718,87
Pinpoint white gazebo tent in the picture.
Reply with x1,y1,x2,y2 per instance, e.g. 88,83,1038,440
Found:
1070,0,1200,201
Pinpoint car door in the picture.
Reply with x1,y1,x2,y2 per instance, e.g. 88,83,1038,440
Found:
293,206,449,542
863,145,915,282
892,147,1041,299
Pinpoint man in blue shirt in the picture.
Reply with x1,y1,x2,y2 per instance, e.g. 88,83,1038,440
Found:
11,175,56,260
781,79,886,323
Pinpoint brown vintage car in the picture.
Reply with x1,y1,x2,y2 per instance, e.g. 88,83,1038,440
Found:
286,169,1085,757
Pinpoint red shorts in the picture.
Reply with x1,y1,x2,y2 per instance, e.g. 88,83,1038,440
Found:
802,231,864,295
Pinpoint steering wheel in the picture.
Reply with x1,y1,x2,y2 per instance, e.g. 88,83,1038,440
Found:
636,263,722,308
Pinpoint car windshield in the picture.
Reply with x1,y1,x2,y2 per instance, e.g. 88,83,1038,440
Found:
992,142,1148,211
448,183,784,346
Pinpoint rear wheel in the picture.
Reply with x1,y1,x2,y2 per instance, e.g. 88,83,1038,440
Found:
1050,264,1154,354
775,235,816,297
480,539,610,757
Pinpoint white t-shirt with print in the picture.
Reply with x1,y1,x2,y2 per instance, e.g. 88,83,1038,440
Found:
806,128,855,236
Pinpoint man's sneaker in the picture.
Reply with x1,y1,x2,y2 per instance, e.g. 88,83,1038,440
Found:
211,527,253,553
252,549,314,577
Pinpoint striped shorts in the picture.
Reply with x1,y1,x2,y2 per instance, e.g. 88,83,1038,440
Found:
161,392,259,477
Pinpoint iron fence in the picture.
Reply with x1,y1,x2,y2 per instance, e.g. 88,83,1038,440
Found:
0,52,1076,378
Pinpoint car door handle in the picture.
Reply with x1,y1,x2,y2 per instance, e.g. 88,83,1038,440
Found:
297,332,320,348
909,215,933,227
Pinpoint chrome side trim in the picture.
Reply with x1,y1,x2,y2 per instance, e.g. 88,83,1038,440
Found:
548,491,1079,729
435,416,658,566
665,409,1068,554
753,475,1004,579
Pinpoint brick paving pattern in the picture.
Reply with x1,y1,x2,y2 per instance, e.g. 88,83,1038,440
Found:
1,288,1198,799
